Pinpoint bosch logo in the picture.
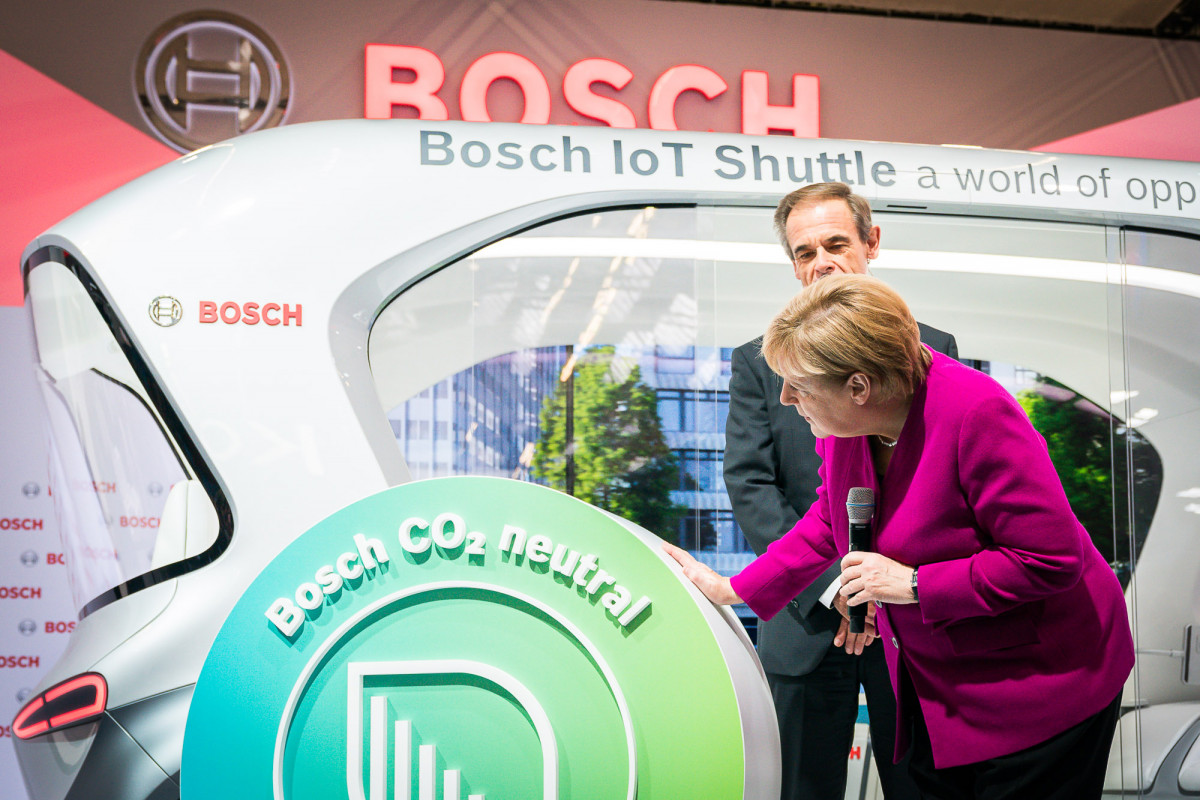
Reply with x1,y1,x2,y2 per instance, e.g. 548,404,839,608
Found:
0,587,43,599
21,482,40,498
149,295,183,327
47,553,67,565
0,656,41,669
199,300,303,326
147,481,164,497
16,687,33,703
45,621,76,634
19,551,38,567
73,480,116,493
120,516,160,529
1,518,44,531
81,547,116,561
136,11,290,152
18,620,36,637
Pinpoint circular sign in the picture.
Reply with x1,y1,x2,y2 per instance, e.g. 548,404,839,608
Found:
135,11,290,152
148,295,183,327
182,477,777,799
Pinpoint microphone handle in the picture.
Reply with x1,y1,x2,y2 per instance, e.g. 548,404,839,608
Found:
847,521,870,634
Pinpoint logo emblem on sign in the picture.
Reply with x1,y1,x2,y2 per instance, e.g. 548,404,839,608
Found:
148,296,184,327
347,660,566,800
135,11,291,152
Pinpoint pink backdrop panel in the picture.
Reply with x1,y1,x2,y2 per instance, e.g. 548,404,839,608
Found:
0,49,176,307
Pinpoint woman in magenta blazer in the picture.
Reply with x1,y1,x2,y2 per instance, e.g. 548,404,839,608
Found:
666,273,1134,798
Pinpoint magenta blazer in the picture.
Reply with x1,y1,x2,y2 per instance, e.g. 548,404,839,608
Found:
730,350,1134,768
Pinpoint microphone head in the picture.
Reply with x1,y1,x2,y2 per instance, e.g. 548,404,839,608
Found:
846,487,875,523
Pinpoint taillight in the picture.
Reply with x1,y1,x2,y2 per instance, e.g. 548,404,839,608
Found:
12,673,107,739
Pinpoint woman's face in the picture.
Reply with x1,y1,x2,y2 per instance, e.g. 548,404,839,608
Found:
779,372,867,439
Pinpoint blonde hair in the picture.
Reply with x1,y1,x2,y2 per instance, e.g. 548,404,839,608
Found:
761,273,930,400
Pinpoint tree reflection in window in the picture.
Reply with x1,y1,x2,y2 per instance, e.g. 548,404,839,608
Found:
1018,377,1161,588
532,345,685,541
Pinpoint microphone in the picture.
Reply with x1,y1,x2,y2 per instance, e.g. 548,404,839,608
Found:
846,487,875,634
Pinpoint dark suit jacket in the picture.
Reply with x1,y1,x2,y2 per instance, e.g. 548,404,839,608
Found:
723,322,957,676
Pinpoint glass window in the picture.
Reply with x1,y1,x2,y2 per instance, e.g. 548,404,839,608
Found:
657,389,688,432
654,344,695,374
1014,374,1159,588
655,344,695,358
676,449,723,492
1117,230,1200,704
366,205,1165,599
28,261,192,615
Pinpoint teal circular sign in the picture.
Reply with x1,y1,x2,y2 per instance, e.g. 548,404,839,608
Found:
183,477,778,799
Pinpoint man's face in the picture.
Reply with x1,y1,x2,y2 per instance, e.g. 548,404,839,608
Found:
785,199,881,286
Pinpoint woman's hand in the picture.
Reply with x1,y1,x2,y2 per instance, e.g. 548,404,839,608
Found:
662,542,743,605
831,592,877,654
839,552,917,606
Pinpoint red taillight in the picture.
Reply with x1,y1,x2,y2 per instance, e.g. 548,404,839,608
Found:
12,673,107,739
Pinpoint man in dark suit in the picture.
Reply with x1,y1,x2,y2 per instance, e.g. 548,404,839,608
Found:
724,182,956,800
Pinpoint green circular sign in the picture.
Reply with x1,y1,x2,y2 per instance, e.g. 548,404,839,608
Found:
183,477,777,799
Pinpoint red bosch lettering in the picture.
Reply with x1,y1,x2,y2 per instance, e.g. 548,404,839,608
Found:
119,516,160,529
82,546,117,561
73,480,117,493
45,621,76,634
563,58,635,128
848,746,861,760
47,553,67,565
0,587,43,599
741,71,819,137
0,518,43,531
0,656,41,669
365,45,819,136
197,301,302,327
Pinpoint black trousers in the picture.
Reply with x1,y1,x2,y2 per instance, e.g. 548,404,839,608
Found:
907,689,1122,800
768,641,921,800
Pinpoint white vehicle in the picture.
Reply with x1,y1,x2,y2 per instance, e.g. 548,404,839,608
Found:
11,120,1200,798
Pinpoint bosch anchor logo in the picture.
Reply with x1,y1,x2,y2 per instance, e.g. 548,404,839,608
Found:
19,551,38,567
149,296,183,327
21,482,40,498
136,11,290,152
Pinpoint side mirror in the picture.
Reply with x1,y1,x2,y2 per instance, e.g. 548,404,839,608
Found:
151,480,219,569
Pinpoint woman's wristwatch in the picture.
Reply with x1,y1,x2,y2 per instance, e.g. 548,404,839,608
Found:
910,566,919,602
